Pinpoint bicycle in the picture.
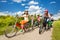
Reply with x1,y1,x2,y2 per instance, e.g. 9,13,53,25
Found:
39,17,53,34
39,18,53,34
4,15,32,38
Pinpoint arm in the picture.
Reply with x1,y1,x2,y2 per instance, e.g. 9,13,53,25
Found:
21,15,26,17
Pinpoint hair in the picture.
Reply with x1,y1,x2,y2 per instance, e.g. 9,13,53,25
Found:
44,11,48,17
24,10,28,15
44,9,49,17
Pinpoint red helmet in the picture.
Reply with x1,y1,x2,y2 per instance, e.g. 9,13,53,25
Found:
44,9,48,12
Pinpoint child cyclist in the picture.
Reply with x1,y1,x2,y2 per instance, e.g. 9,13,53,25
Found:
37,15,41,25
20,10,29,32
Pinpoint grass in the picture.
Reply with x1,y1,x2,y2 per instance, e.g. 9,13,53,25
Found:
0,26,7,35
52,20,60,40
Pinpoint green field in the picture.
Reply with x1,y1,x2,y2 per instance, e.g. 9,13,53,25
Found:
52,21,60,40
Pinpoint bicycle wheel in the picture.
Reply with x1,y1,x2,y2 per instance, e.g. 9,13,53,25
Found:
24,23,30,32
5,25,18,38
39,24,43,34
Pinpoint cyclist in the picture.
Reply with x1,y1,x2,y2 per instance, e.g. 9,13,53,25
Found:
43,9,50,30
20,10,29,32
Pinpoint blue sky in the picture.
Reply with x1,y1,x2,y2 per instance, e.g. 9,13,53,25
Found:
0,0,60,16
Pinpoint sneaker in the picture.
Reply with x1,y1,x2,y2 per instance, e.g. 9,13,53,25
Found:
20,29,23,32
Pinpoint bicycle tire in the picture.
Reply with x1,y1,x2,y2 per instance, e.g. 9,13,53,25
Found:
4,25,18,38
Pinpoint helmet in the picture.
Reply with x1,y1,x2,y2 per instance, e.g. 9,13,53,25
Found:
44,9,48,12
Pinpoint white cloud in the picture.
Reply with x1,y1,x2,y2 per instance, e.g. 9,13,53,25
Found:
53,12,60,20
29,1,39,5
50,1,56,4
0,12,9,16
0,0,7,2
25,6,29,8
15,11,24,16
0,11,16,16
0,11,24,16
28,5,40,11
21,4,25,6
12,0,26,3
28,5,45,15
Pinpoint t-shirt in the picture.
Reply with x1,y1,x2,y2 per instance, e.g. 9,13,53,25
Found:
44,13,50,18
23,14,29,21
37,17,40,21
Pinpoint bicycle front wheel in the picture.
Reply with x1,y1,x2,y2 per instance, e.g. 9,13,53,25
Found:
5,25,18,38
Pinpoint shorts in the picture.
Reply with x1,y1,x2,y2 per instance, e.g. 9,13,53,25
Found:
20,20,28,25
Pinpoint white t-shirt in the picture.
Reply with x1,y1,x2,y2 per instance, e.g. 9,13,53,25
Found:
23,14,29,21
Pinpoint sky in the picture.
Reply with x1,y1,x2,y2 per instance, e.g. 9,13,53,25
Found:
0,0,60,19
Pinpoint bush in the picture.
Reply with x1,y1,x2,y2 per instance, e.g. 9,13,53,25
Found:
52,21,60,40
0,16,16,35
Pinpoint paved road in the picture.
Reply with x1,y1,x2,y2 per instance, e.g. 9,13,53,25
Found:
0,28,52,40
